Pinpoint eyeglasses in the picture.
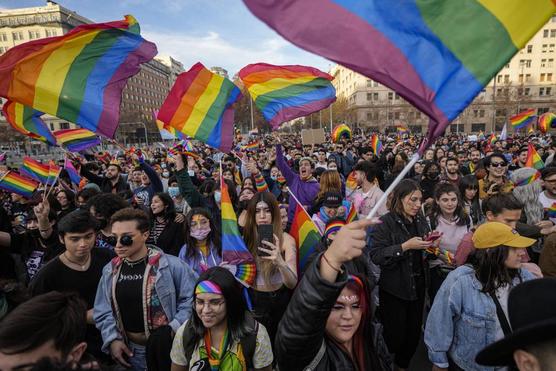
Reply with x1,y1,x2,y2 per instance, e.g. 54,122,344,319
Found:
195,298,225,310
107,235,134,247
490,162,507,168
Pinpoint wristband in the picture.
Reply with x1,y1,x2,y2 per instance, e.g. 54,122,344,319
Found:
322,253,343,273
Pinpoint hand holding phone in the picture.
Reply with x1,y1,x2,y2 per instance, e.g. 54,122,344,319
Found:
257,224,274,257
424,231,443,242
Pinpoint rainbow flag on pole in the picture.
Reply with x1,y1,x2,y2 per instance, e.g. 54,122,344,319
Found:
239,63,336,129
510,109,536,130
0,15,156,138
53,128,100,152
64,159,82,186
0,171,39,198
289,191,322,273
46,160,61,186
538,112,555,134
157,62,241,152
370,134,383,155
221,177,256,287
20,157,50,184
525,143,544,170
243,0,555,152
2,100,56,145
241,140,260,151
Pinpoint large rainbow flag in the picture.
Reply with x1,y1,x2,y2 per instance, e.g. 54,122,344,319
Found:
0,171,39,198
220,177,256,287
239,63,336,128
0,15,156,138
510,109,537,130
20,157,50,184
157,62,241,152
289,192,322,273
243,0,555,151
525,143,544,170
2,100,56,145
53,128,100,152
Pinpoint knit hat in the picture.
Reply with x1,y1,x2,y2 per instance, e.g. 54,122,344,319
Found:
510,167,541,187
472,222,535,249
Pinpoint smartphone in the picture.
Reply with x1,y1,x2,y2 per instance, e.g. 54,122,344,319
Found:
257,224,274,257
424,231,442,242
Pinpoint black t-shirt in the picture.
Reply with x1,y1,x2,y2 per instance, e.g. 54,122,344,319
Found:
96,231,115,250
115,258,147,333
10,230,64,281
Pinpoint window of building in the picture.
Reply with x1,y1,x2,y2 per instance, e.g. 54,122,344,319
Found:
367,92,372,101
471,123,485,132
538,107,550,115
504,74,510,83
525,74,531,82
28,30,40,39
416,112,422,119
544,29,549,38
550,44,555,53
527,44,533,53
497,74,502,84
388,112,393,120
12,31,23,41
518,74,524,83
394,112,400,119
373,92,378,100
548,73,553,82
495,108,507,117
549,59,555,68
366,80,373,87
60,122,70,129
552,15,556,23
388,92,393,100
49,123,55,131
541,73,546,82
542,44,548,53
0,33,6,41
547,87,553,96
450,124,465,133
551,29,556,38
366,112,372,121
540,87,546,96
541,59,547,68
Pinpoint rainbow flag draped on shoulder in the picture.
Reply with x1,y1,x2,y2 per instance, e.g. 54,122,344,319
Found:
220,176,256,287
243,0,555,151
157,62,241,152
239,63,336,129
289,190,322,273
0,15,157,138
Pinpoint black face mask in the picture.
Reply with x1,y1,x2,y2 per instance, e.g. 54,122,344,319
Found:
96,218,108,230
28,228,41,238
427,172,440,180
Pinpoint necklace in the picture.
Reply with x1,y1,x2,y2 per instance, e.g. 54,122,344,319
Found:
63,252,91,271
123,255,147,267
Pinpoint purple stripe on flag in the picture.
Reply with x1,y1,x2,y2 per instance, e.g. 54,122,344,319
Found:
268,97,337,128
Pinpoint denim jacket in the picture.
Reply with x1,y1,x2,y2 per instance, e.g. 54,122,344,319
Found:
93,246,198,353
424,265,534,371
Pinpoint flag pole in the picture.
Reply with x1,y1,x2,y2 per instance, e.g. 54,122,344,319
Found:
365,152,421,219
287,187,320,230
250,96,255,131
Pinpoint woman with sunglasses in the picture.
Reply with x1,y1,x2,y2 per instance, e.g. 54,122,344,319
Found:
170,267,273,371
478,153,513,200
94,208,197,371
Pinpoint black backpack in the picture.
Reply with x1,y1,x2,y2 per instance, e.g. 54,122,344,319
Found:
182,313,259,369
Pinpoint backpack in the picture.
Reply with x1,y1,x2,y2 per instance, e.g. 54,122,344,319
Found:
182,312,259,370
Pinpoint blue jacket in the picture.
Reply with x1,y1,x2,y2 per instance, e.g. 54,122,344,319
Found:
424,265,534,371
93,247,198,353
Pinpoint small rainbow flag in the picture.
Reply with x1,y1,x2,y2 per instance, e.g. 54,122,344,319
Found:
547,203,556,219
157,62,241,152
241,140,260,151
0,171,39,198
0,16,156,138
46,160,61,186
239,63,336,129
289,191,322,273
2,100,56,145
221,176,256,287
20,157,50,184
510,109,536,130
396,124,409,135
53,128,100,152
332,124,352,143
487,133,497,146
538,112,555,133
514,170,540,187
64,159,82,186
345,201,358,223
525,143,544,170
370,134,383,155
346,171,357,193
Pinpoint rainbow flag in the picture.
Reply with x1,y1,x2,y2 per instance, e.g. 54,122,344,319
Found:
20,157,50,184
487,133,497,146
370,134,383,155
221,177,256,287
2,100,56,145
241,140,260,151
538,112,555,134
525,143,544,170
64,159,82,186
510,109,536,130
514,170,540,187
47,160,61,186
239,63,336,128
332,124,351,143
0,16,156,138
53,128,100,152
243,1,555,152
346,171,357,193
396,124,409,136
154,110,186,140
157,62,241,152
547,203,556,219
289,192,322,273
0,171,39,198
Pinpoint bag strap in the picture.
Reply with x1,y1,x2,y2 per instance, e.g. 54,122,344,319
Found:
489,292,512,336
303,341,326,371
181,321,198,365
240,319,258,370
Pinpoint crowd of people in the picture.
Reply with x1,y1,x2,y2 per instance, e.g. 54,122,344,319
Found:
1,129,556,371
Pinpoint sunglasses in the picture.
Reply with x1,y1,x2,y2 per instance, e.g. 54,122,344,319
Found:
107,235,134,247
490,162,507,168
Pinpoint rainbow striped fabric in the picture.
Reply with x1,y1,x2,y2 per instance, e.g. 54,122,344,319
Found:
346,171,357,194
195,280,223,295
239,63,336,129
289,193,321,273
64,159,82,186
511,109,537,130
370,134,383,155
20,157,50,184
2,100,56,145
514,170,541,187
154,110,187,140
47,160,61,186
0,16,156,138
332,124,351,143
0,171,39,198
487,133,497,146
157,62,241,152
243,0,555,151
525,143,544,170
396,125,409,136
220,177,256,287
241,140,260,151
547,203,556,219
539,112,555,133
53,128,100,152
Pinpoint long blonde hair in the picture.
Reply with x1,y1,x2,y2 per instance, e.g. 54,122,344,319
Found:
317,170,342,200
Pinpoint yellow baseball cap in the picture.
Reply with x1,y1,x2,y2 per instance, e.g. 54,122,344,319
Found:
472,222,536,249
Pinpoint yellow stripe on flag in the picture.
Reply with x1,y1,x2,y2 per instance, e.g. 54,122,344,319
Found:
181,74,225,137
249,76,318,100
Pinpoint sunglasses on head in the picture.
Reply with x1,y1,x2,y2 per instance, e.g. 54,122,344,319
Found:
490,162,507,168
107,235,134,247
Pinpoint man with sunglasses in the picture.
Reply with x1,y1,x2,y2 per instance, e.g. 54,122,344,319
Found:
94,208,197,370
478,153,514,200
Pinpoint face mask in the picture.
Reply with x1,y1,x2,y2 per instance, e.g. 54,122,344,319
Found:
270,175,277,181
214,191,221,203
28,228,41,238
191,227,211,241
428,172,440,179
162,171,170,178
168,187,180,198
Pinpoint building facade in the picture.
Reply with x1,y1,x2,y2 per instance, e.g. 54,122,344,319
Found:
330,14,556,134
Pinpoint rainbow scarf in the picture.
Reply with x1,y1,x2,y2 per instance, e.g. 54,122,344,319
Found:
204,329,230,371
243,0,555,152
514,171,541,187
2,100,56,145
157,62,241,152
511,109,536,130
0,171,39,198
289,192,322,273
239,63,336,128
221,177,256,287
538,112,555,134
370,134,383,155
0,16,156,138
525,143,544,170
53,128,100,152
195,280,223,295
332,124,351,143
20,157,50,184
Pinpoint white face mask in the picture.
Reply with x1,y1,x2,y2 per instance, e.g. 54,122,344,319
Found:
214,191,221,203
162,171,170,178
